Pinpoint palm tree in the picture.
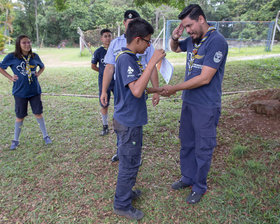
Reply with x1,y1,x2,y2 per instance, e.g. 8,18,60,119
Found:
0,0,14,53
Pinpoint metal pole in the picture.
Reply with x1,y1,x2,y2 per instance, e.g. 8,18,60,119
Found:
163,16,166,50
270,10,280,51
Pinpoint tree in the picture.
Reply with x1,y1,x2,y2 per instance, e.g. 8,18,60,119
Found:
0,0,14,53
12,0,45,46
134,0,185,10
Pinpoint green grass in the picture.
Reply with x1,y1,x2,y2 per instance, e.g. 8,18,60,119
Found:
0,49,279,223
1,43,280,63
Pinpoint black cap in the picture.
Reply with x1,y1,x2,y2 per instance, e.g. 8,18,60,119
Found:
124,10,140,20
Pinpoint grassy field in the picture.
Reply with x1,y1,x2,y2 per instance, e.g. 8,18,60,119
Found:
0,48,279,223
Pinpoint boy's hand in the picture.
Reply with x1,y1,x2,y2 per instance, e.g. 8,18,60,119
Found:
11,75,18,82
151,49,166,65
100,91,108,106
172,23,184,40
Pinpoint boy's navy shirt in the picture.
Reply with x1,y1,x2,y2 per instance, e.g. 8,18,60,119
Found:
91,46,114,90
113,47,147,127
0,53,44,98
179,30,228,107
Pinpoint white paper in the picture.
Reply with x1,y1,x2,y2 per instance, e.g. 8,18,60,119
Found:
159,58,174,84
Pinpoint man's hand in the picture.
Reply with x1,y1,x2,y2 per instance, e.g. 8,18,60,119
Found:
161,85,176,97
100,91,108,106
172,23,184,40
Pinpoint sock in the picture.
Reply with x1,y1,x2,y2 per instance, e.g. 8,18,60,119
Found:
14,121,23,141
37,117,48,138
101,113,108,126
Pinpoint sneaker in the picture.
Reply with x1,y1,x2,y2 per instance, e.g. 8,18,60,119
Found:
114,207,144,220
44,136,52,145
131,189,142,200
111,154,119,162
186,191,203,204
171,180,191,190
100,125,109,136
10,140,19,150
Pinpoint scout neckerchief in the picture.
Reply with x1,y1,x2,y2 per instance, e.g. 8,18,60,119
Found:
116,50,144,73
22,54,32,84
188,26,216,75
116,50,148,99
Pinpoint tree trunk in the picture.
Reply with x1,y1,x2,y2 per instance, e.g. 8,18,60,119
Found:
4,8,8,36
35,0,39,47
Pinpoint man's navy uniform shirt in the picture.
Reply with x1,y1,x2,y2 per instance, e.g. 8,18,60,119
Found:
0,53,44,98
179,30,228,107
91,46,114,90
113,48,147,127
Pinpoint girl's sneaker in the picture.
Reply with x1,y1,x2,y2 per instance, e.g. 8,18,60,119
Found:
44,136,52,145
10,140,19,150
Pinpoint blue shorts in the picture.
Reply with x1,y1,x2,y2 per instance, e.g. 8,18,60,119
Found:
14,94,43,118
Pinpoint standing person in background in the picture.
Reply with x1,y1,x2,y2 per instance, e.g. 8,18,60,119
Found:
100,9,161,162
91,29,113,136
0,35,52,150
162,4,228,204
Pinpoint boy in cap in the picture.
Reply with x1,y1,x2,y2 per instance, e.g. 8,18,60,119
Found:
113,17,165,220
100,10,160,162
91,29,113,136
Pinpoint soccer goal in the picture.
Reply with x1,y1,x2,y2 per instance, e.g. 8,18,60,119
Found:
165,20,275,51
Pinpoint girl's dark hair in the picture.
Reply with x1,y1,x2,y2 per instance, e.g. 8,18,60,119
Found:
14,35,34,59
178,4,206,21
126,18,154,44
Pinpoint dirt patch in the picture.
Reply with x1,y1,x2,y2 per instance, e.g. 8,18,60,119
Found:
222,89,280,140
40,54,91,68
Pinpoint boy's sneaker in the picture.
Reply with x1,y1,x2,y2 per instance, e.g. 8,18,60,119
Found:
131,189,142,200
100,125,109,136
10,140,19,150
44,136,52,145
186,191,203,204
111,153,119,162
114,207,144,220
171,180,191,190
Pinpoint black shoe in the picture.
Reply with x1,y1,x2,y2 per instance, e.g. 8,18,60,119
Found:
171,180,191,190
111,154,119,162
114,207,144,220
10,140,19,150
100,125,109,136
131,189,142,200
186,191,203,204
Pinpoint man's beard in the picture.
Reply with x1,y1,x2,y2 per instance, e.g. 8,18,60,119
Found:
192,37,201,44
191,27,204,44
